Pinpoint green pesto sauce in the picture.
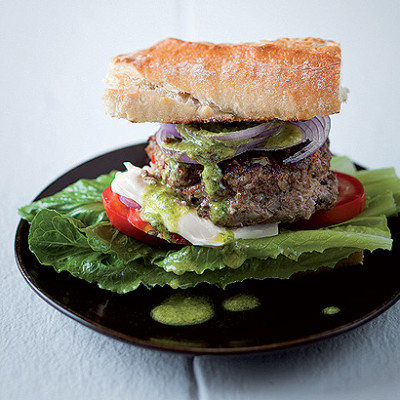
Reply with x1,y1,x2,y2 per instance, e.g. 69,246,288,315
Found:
162,158,182,184
189,122,260,134
151,293,214,326
202,164,223,198
209,199,229,225
141,180,190,238
322,306,341,315
262,124,303,149
161,161,170,185
167,127,237,165
169,121,301,164
222,294,260,312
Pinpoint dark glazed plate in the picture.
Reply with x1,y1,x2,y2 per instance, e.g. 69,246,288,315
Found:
15,143,400,355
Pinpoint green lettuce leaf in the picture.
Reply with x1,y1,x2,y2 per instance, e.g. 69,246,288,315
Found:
155,222,391,275
18,172,116,226
330,156,358,175
27,209,363,293
19,157,400,293
28,209,164,293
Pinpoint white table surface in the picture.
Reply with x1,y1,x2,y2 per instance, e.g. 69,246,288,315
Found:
2,1,400,399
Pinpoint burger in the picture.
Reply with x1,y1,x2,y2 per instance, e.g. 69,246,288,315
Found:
19,38,400,293
102,38,355,247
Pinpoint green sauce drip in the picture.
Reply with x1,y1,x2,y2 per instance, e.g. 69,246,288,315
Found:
322,306,341,315
222,294,260,312
202,164,223,197
162,159,181,184
209,199,229,225
141,181,190,240
161,162,170,185
151,293,214,326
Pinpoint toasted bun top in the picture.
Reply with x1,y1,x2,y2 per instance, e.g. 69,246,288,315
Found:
104,38,345,123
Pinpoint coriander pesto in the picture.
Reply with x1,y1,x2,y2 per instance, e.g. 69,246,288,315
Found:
162,158,181,185
209,198,230,225
140,177,232,246
173,122,304,161
151,293,214,326
141,180,190,236
222,294,260,312
202,164,224,198
262,124,303,149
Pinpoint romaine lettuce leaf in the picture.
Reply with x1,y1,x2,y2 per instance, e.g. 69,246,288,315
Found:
27,209,362,292
18,172,116,226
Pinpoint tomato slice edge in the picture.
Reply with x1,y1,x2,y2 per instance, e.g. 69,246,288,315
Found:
102,186,167,246
102,186,190,246
288,171,365,230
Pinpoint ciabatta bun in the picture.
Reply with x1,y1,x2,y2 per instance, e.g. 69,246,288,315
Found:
104,38,345,123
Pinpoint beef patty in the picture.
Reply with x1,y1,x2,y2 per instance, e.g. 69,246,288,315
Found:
144,136,339,227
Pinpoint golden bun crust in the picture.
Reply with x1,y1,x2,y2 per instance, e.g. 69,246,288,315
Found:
104,38,344,123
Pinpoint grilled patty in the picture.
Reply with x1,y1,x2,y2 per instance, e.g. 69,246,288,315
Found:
144,136,339,227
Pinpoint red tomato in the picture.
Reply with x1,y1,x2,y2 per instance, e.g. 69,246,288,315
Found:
289,171,365,230
102,186,166,246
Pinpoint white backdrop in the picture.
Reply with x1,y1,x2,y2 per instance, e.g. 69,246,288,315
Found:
2,1,400,399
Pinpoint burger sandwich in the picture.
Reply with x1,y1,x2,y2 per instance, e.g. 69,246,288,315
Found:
19,38,400,293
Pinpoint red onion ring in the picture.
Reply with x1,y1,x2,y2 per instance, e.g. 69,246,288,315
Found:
119,195,141,209
283,116,331,163
155,125,198,163
212,121,282,141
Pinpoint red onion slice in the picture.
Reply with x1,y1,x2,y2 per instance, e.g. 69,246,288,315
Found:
212,121,282,142
159,123,181,137
155,117,331,165
155,125,199,163
283,116,331,163
159,122,282,142
156,124,181,143
119,195,141,209
234,135,272,158
175,153,199,164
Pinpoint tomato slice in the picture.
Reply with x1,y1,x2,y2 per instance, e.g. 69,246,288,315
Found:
289,171,365,230
102,186,166,246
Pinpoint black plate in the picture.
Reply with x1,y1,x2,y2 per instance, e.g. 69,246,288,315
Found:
15,144,400,355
